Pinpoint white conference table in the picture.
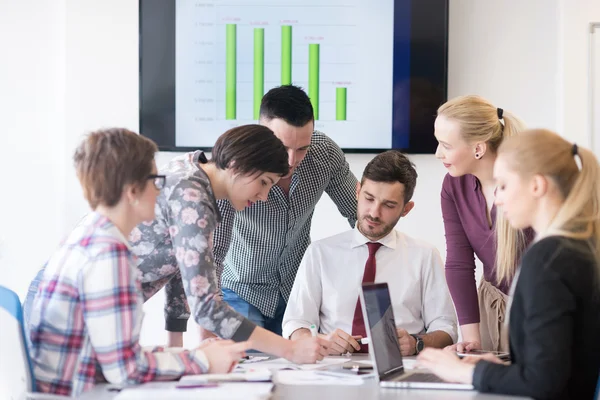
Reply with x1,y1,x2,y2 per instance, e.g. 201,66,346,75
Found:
79,354,531,400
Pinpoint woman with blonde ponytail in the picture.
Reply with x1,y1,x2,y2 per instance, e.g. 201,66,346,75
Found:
419,129,600,399
434,95,531,353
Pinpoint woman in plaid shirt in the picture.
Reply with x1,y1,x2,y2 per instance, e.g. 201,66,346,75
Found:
27,129,249,397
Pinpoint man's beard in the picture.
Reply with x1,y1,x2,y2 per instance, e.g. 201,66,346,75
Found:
357,215,397,239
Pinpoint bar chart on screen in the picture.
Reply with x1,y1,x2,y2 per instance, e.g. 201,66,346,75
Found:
175,0,395,149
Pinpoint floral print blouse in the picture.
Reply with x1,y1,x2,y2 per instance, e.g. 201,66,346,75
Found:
130,151,255,341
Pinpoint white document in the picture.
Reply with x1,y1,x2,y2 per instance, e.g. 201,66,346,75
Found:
239,356,270,364
355,357,419,370
275,370,365,386
235,356,349,371
179,369,272,382
299,357,350,370
114,382,273,400
235,358,301,371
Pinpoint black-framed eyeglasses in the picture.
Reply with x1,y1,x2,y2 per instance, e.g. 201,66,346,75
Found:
147,174,166,190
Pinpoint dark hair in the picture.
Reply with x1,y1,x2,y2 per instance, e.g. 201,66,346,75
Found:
259,85,314,127
361,150,418,203
74,128,158,209
211,124,289,177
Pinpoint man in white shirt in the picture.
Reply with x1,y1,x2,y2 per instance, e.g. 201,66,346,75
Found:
282,150,457,355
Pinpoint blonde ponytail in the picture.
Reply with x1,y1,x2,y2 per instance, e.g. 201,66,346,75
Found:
544,146,600,273
499,129,600,283
494,111,529,284
495,213,528,284
499,110,525,141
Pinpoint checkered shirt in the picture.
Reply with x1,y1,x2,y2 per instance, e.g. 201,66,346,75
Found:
214,131,358,317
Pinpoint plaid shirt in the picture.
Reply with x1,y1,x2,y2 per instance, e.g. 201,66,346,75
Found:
28,213,209,397
214,131,358,317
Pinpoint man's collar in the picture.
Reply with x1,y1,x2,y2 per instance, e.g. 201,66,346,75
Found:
351,226,397,250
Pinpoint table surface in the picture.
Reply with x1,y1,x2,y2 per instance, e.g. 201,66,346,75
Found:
79,355,531,400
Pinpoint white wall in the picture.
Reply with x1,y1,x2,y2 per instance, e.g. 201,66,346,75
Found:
0,0,66,297
558,0,600,147
2,0,594,348
447,1,559,131
63,0,141,230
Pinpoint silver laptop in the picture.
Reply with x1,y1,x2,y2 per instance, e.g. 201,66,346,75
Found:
360,282,474,390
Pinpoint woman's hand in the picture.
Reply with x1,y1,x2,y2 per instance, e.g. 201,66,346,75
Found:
200,340,250,373
417,348,475,384
444,341,482,353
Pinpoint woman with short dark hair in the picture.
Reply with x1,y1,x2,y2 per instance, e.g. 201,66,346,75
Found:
131,124,329,364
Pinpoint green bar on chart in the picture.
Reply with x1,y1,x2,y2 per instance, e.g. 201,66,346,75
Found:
308,44,320,120
254,28,264,120
281,25,292,85
226,24,236,120
336,87,347,120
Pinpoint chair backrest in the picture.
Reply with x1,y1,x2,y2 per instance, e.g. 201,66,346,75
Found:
0,286,35,400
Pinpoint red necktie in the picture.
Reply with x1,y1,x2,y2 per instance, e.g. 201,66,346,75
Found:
351,242,383,353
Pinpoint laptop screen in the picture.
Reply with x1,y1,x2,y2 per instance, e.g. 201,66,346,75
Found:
360,283,404,377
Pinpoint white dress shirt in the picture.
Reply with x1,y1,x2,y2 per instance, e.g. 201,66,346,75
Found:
282,228,458,342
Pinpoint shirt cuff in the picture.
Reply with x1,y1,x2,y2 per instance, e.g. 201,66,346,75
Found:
472,360,491,391
190,349,210,374
165,318,188,332
230,317,257,342
425,323,458,344
282,321,312,339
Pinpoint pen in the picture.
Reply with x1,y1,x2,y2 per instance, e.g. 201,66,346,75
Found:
175,383,220,389
357,337,370,345
309,324,318,337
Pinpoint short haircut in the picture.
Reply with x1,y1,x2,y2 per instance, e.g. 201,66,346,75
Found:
73,128,158,209
259,85,314,127
211,124,290,177
361,150,418,203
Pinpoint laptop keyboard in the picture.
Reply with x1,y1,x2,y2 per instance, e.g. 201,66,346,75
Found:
398,373,445,383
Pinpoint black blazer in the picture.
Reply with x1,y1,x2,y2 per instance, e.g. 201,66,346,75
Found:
473,236,600,400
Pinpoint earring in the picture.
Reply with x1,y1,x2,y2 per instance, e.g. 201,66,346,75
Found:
475,153,481,159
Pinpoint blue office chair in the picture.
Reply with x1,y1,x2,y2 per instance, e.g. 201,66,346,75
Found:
0,286,66,399
595,371,600,400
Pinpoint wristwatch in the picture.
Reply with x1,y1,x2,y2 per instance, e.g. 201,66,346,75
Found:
410,334,425,355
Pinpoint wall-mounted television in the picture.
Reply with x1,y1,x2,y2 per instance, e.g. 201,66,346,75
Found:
140,0,448,153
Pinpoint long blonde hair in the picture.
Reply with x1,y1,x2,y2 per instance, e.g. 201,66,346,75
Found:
498,129,600,281
437,95,528,284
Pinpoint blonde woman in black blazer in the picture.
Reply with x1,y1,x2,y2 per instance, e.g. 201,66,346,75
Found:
418,129,600,400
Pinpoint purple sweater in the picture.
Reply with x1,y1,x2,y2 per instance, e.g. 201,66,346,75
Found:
441,174,509,325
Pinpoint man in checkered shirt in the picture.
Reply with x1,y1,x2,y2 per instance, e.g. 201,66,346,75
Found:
211,85,358,335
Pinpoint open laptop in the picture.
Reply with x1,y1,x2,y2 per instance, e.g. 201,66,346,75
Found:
359,282,474,390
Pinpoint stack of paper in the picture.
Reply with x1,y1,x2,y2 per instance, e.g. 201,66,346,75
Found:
275,370,366,386
114,382,273,400
235,356,349,372
179,369,272,382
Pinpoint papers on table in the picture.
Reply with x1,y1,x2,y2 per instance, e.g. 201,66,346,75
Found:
235,356,349,371
114,382,273,400
275,370,366,386
239,356,270,364
180,369,272,382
